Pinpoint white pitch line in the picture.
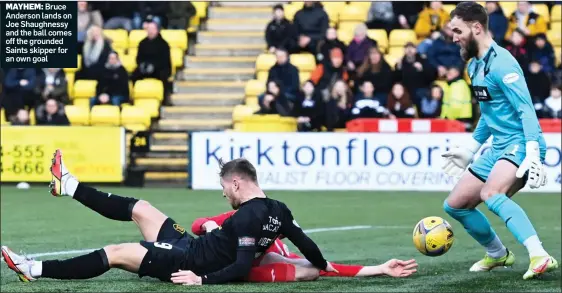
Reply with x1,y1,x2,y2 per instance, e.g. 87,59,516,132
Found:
20,225,388,259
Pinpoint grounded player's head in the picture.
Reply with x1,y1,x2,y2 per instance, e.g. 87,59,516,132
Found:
218,158,259,209
450,2,489,61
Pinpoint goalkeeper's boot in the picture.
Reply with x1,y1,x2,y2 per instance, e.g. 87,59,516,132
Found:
523,255,558,280
469,249,515,272
1,246,37,282
49,149,73,197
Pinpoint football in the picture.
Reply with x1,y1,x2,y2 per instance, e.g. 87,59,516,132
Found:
413,216,454,257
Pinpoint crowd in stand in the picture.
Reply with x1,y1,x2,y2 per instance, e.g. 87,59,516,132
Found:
0,1,192,125
262,1,562,132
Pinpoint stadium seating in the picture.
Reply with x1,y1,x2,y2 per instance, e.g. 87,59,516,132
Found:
337,29,354,45
442,4,456,15
389,29,417,47
534,4,550,23
367,29,389,53
235,115,297,132
283,4,300,21
73,80,97,100
134,99,160,118
338,21,364,37
290,53,316,72
299,72,312,83
120,53,137,73
245,79,266,97
161,30,188,51
121,105,151,131
552,4,561,23
90,105,121,126
555,47,561,66
64,105,90,126
499,2,517,17
339,4,368,22
257,71,268,83
103,29,128,50
388,47,405,60
133,79,164,101
384,54,400,68
0,109,6,125
232,104,260,123
128,30,148,48
547,29,561,46
66,72,75,98
64,55,82,74
255,54,276,72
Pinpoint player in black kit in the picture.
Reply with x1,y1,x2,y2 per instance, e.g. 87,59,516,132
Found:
2,150,337,285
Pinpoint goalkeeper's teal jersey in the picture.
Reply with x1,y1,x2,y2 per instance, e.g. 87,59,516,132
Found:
467,41,546,152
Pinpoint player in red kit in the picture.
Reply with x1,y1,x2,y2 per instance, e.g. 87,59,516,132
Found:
191,211,418,283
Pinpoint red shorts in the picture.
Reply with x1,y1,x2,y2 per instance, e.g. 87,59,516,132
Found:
253,239,301,266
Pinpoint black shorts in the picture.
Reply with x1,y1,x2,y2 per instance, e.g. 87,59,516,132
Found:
138,218,195,282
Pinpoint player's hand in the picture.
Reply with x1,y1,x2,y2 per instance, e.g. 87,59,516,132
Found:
516,141,547,189
324,262,339,274
381,259,418,278
441,139,481,178
202,221,219,233
171,270,202,285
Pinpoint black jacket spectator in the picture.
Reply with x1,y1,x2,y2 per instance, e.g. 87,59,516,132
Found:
76,26,113,80
267,49,300,100
504,29,530,72
292,81,324,132
542,85,561,119
257,80,292,116
35,68,69,105
325,80,353,131
350,80,390,119
35,99,70,126
356,47,393,105
427,33,463,70
395,43,437,104
96,53,130,104
293,2,329,43
3,68,38,118
167,2,196,29
526,61,551,104
132,23,172,83
387,83,416,118
137,2,169,26
316,27,347,65
393,2,425,29
265,5,297,53
310,47,349,93
530,33,556,74
486,2,508,43
92,1,136,31
346,23,377,70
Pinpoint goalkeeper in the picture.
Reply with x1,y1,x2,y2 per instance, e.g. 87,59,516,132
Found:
442,2,557,280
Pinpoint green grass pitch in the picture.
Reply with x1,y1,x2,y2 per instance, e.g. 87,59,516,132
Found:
1,186,560,292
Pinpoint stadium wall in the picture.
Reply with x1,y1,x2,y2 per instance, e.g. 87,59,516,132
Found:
190,132,562,192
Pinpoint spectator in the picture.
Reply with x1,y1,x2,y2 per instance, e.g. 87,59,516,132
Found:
486,2,508,43
266,48,300,101
419,84,443,118
315,27,346,65
366,1,395,33
2,68,37,119
257,80,292,116
440,67,472,124
393,2,425,30
10,109,30,126
526,60,551,107
387,83,416,118
167,1,196,29
395,42,437,106
349,80,390,120
134,2,169,29
292,80,324,132
346,23,377,72
542,84,562,119
504,29,530,72
77,1,103,54
265,5,297,54
132,21,171,103
552,59,562,86
310,47,349,95
505,1,547,40
35,98,70,126
356,47,393,105
293,1,329,54
325,80,352,131
94,1,136,31
35,68,69,105
414,1,450,39
76,25,113,80
530,33,556,74
426,23,463,79
91,52,130,107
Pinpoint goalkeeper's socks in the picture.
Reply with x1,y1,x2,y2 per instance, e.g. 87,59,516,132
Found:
485,194,541,247
443,202,499,248
73,184,138,221
523,235,548,257
320,264,363,277
40,249,110,279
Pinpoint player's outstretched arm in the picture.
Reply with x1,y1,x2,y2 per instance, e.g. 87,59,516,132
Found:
354,259,418,278
280,206,329,271
191,211,236,235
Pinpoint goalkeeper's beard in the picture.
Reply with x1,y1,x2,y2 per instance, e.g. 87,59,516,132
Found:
461,33,479,61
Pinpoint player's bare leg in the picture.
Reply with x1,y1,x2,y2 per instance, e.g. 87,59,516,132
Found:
49,149,168,242
2,243,147,282
443,171,514,271
482,160,558,279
